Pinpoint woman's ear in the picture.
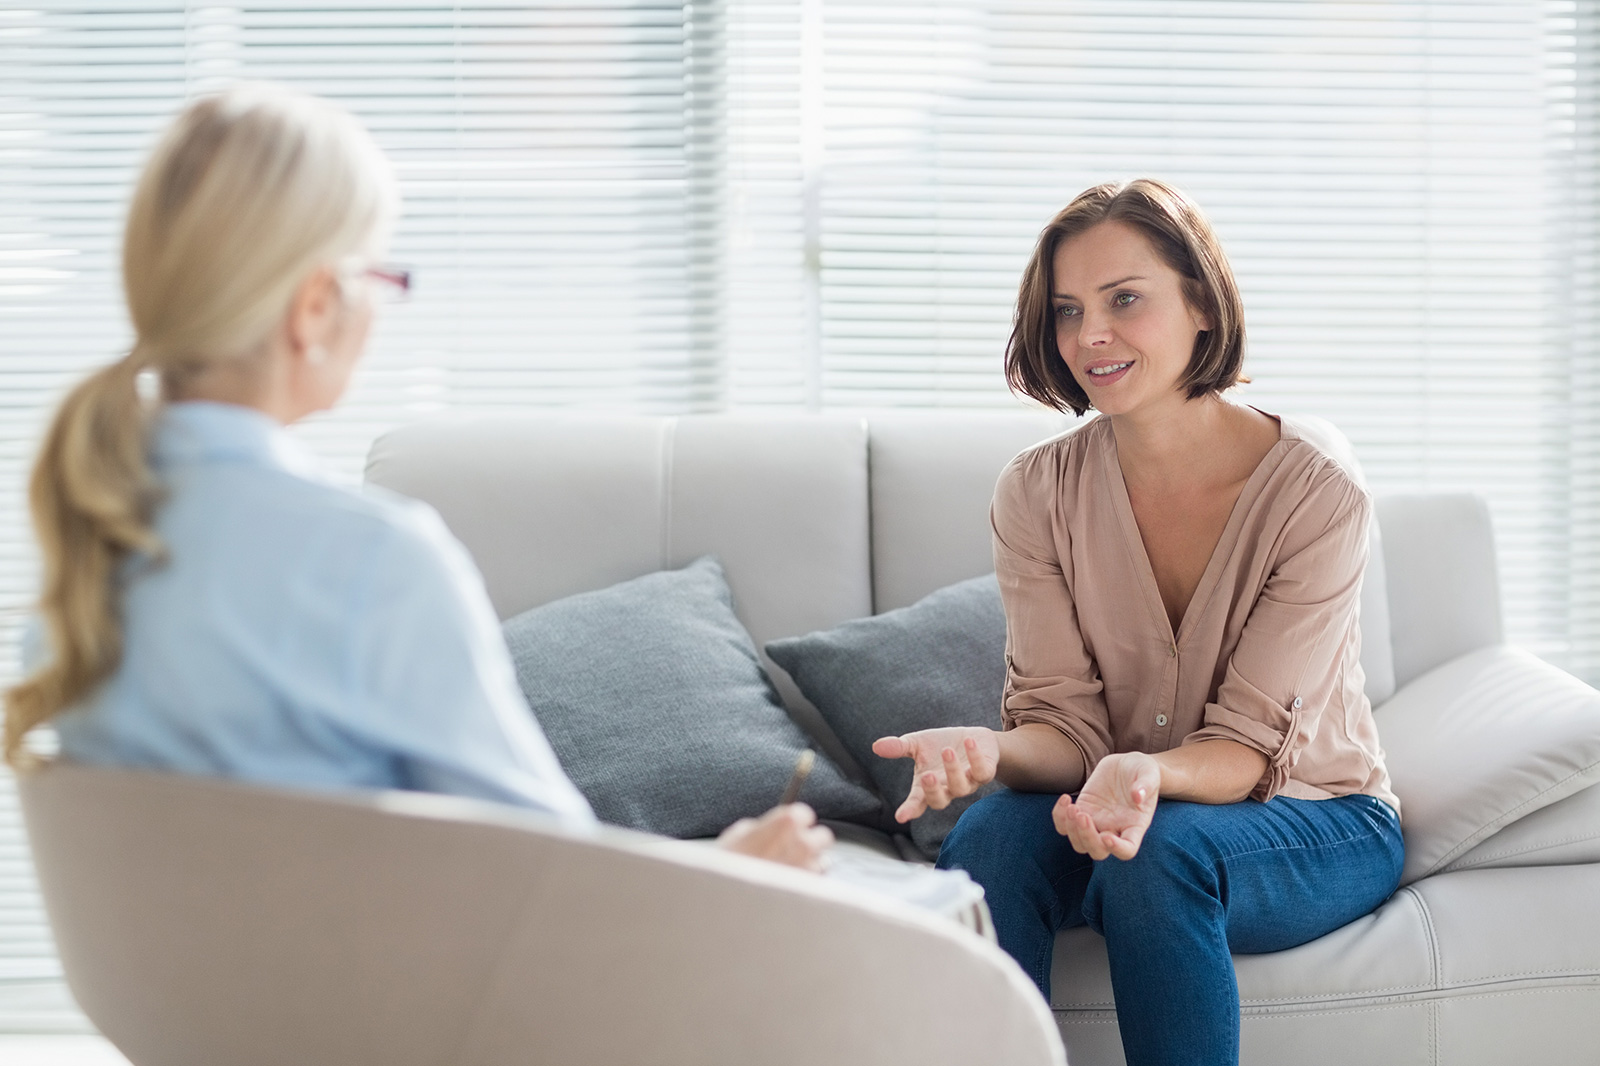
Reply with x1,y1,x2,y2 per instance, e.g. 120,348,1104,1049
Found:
285,265,341,364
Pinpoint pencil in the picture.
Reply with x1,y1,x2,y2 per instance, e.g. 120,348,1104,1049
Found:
780,748,815,805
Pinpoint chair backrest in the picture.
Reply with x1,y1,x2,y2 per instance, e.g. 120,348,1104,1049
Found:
19,763,1064,1066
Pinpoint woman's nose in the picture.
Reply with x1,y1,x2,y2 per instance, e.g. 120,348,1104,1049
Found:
1078,309,1113,347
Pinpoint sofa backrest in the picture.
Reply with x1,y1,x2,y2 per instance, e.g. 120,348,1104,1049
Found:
1376,493,1503,690
366,414,873,755
367,412,1497,712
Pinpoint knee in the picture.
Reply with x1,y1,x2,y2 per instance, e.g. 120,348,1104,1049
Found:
1083,803,1217,927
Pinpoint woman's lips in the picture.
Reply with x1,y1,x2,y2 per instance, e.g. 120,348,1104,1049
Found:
1084,360,1132,387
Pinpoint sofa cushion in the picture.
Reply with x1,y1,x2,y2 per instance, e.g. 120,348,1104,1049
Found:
1051,864,1600,1066
766,574,1007,858
1375,644,1600,885
366,413,876,779
1442,781,1600,873
864,411,1076,613
502,556,879,838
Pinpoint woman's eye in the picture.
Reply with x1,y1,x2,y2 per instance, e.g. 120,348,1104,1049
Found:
1113,292,1138,307
1055,305,1080,320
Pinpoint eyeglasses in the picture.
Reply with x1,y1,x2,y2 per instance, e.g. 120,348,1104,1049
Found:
363,265,413,303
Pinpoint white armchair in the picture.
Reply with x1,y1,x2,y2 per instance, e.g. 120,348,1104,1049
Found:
19,763,1062,1066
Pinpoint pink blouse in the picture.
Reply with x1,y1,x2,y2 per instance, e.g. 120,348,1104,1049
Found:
992,412,1399,815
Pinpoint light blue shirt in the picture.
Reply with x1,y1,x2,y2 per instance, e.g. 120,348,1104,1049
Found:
49,401,596,825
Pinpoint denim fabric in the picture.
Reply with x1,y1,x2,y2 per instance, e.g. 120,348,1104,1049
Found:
938,788,1404,1066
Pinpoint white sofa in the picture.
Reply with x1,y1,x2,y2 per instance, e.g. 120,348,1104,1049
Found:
20,410,1600,1066
363,411,1600,1066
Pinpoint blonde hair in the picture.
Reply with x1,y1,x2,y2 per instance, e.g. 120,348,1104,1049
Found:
4,84,397,765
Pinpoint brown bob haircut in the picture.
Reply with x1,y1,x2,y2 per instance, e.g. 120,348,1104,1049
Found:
1005,178,1247,416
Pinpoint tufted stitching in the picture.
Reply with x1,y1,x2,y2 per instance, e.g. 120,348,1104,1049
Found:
1402,885,1441,1065
1444,825,1600,871
1423,760,1600,877
1437,966,1600,987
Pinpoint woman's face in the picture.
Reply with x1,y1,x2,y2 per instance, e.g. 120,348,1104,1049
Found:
1050,220,1211,417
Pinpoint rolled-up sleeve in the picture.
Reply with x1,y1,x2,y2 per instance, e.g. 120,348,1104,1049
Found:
1182,470,1371,802
991,454,1114,774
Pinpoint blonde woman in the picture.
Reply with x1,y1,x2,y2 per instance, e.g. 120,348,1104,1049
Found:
876,180,1404,1066
5,84,827,871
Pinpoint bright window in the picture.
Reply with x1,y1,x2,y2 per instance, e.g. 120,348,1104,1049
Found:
0,0,1593,1031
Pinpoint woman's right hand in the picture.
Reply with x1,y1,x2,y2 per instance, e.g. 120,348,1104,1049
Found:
717,803,835,872
871,727,1000,823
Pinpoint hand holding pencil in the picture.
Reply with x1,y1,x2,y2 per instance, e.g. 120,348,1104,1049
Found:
716,749,835,872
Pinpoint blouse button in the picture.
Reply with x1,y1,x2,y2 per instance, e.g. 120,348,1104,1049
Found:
1292,696,1303,710
1156,714,1168,727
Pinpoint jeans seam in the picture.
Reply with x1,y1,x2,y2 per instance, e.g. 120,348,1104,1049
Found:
1036,858,1088,995
1164,793,1401,870
1171,815,1394,871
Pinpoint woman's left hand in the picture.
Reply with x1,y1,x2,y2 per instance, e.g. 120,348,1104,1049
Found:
1053,751,1161,860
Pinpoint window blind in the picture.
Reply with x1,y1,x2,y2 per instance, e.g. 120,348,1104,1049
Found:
0,0,1594,1037
0,0,739,1033
1561,0,1600,681
810,0,1571,666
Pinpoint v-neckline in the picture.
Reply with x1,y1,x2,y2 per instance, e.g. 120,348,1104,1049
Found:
1100,412,1288,647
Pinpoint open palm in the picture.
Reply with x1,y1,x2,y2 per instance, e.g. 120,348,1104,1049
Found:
871,726,999,823
1053,751,1161,860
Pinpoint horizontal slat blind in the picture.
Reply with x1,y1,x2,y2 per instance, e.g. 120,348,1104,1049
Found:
1564,1,1600,681
0,0,1594,1039
0,0,729,1033
813,0,1571,664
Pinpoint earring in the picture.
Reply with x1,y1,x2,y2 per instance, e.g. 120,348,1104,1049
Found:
306,344,328,366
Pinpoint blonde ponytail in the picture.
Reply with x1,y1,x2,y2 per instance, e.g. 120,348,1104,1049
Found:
5,355,163,764
4,84,396,765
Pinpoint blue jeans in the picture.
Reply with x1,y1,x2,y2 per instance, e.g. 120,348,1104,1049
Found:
937,789,1404,1066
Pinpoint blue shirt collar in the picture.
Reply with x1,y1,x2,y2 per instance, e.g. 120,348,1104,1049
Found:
152,401,326,480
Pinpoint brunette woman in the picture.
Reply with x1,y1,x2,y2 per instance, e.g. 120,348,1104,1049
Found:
875,179,1403,1066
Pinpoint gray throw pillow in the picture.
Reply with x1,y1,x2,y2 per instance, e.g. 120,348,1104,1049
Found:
502,556,879,839
766,574,1007,858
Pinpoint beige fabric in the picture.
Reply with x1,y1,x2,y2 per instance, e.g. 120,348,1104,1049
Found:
20,764,1063,1066
993,412,1397,810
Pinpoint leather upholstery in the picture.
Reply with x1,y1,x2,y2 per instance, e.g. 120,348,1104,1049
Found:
1052,863,1600,1066
360,412,1597,1065
864,411,1076,611
20,765,1064,1066
1376,494,1504,689
1445,777,1600,872
1377,645,1600,884
22,411,1594,1066
368,413,874,773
